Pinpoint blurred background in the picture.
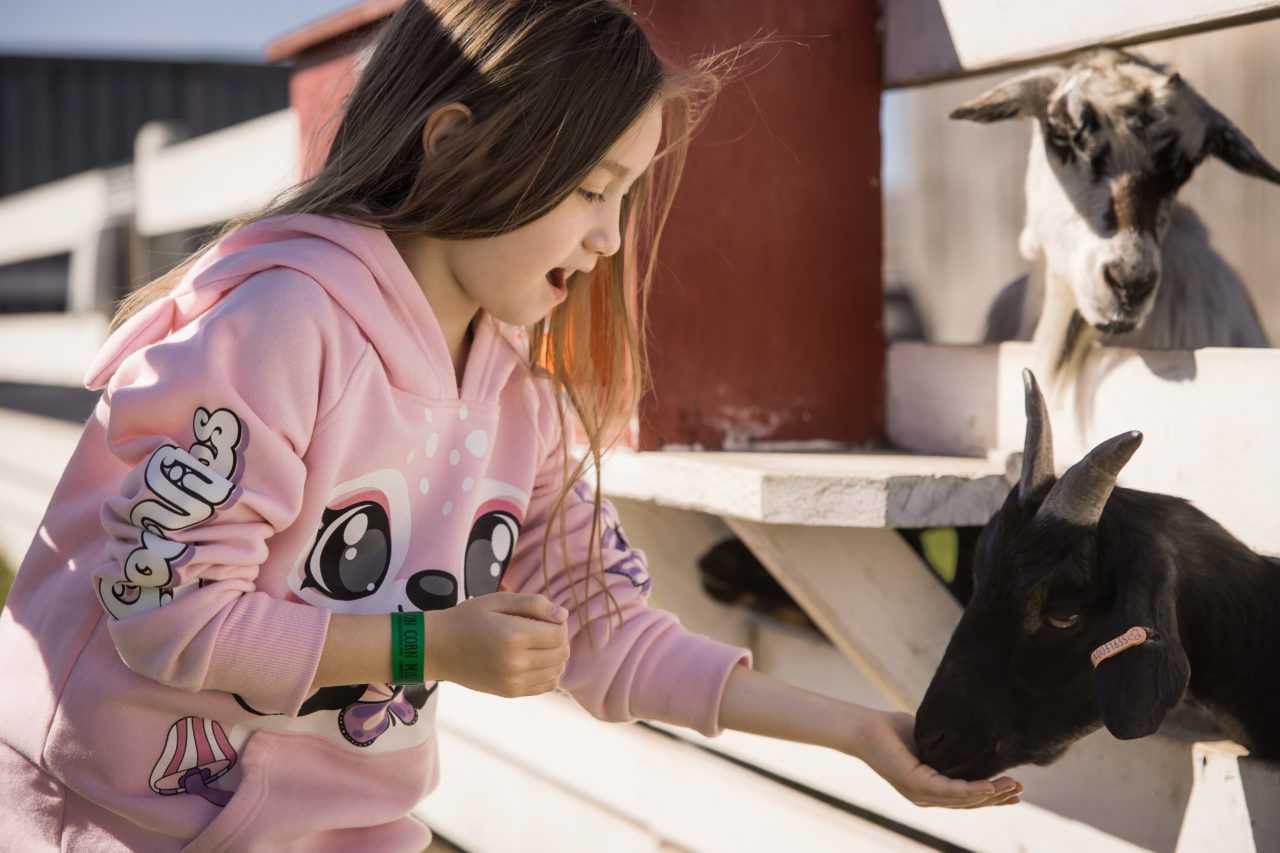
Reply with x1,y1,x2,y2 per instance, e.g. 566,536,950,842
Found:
0,0,350,594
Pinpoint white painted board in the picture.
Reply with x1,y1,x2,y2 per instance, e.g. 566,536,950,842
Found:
885,0,1280,86
887,341,1280,556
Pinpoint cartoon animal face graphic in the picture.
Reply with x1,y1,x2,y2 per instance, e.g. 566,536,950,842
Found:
291,471,527,614
301,500,393,601
262,473,528,748
463,508,520,598
291,470,411,615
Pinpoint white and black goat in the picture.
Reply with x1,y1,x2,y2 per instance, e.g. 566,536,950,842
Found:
913,370,1280,780
955,48,1276,391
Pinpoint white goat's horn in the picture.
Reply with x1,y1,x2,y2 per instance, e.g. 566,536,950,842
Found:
1037,431,1144,526
1019,369,1056,504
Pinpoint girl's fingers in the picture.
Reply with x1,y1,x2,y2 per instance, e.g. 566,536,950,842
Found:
526,622,569,650
517,666,568,696
489,592,568,623
522,646,569,670
907,769,1023,808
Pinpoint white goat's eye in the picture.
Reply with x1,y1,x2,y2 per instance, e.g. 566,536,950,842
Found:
1046,130,1071,150
1046,612,1081,629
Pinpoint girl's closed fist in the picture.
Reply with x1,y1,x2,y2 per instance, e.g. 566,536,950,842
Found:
422,592,570,698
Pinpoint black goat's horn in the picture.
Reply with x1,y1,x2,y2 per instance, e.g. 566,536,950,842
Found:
1037,431,1143,526
1019,369,1056,505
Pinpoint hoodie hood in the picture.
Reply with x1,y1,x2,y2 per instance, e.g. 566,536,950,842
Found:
86,214,511,401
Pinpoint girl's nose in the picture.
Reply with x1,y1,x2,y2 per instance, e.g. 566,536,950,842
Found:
584,216,622,258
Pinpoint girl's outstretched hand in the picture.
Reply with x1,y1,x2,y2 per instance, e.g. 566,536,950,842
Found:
422,592,570,698
850,709,1023,809
716,666,1022,810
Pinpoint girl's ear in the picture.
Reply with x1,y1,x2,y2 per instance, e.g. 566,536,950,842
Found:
422,103,474,158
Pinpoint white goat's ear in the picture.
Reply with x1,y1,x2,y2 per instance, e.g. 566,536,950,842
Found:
1203,105,1280,186
949,67,1063,123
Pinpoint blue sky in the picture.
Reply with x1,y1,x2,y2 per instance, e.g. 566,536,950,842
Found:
0,0,361,63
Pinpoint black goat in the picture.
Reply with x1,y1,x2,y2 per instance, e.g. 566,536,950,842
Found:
914,370,1280,780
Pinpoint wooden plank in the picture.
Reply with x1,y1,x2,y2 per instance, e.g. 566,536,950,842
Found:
652,724,1161,853
424,688,938,853
609,497,895,710
0,407,85,566
887,341,1280,556
417,723,667,853
0,171,111,265
718,521,959,713
0,313,109,387
427,683,1207,853
600,449,1010,529
885,0,1280,87
665,717,1277,853
1174,741,1275,852
134,110,298,237
605,499,753,650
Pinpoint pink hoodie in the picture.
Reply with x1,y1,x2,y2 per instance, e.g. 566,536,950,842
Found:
0,214,749,852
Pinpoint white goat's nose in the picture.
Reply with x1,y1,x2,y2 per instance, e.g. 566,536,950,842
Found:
1103,262,1158,305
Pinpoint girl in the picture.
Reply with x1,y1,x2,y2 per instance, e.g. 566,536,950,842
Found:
0,1,1021,849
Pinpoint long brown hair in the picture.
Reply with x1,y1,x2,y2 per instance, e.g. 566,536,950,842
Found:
113,0,724,626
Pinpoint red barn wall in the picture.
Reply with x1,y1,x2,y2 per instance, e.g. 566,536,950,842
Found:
637,1,884,449
270,0,885,451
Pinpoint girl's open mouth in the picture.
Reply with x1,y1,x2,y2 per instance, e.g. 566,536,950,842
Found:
546,268,568,300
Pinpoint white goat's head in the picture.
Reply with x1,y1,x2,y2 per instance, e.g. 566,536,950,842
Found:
952,47,1280,335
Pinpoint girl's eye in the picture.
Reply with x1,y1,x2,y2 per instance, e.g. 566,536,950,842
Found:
577,188,606,204
1046,612,1082,629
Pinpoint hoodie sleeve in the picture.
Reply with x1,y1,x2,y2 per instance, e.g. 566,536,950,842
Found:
92,269,363,715
503,388,750,738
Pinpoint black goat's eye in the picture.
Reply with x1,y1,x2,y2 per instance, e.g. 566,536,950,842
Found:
1046,612,1081,629
1046,128,1071,151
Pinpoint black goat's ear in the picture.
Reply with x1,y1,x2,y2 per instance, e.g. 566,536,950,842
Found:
950,67,1063,123
1093,557,1190,740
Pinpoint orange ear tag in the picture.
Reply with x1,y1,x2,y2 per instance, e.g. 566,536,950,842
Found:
1090,626,1149,668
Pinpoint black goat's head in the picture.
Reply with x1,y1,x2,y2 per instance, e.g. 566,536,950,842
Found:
914,370,1190,780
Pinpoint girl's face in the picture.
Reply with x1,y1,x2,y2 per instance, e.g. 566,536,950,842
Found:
424,102,664,331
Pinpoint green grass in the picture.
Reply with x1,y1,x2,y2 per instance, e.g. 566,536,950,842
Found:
0,553,13,613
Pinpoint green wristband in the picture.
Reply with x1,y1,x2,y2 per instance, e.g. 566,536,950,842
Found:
391,610,425,684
